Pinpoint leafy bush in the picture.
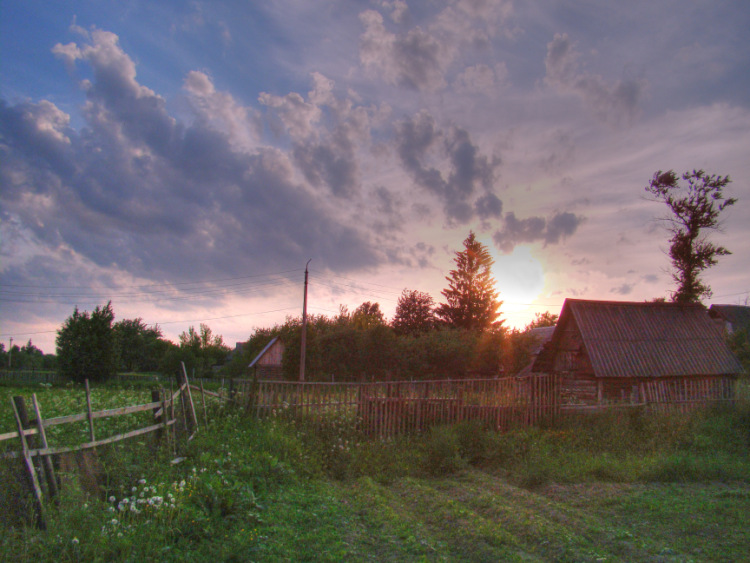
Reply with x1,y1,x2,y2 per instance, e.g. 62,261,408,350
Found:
424,426,467,475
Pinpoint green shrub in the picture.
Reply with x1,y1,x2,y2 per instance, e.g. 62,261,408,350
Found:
424,425,466,475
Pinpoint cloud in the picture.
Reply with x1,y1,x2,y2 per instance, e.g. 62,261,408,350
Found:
184,71,261,150
359,10,447,92
394,111,500,224
1,29,385,293
612,283,634,295
493,211,583,253
545,33,646,126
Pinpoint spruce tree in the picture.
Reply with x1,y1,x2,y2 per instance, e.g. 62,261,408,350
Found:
436,231,503,331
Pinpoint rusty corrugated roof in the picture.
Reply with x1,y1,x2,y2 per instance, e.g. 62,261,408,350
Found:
537,299,743,378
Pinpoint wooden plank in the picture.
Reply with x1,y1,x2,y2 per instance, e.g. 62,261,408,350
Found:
0,427,39,442
85,379,95,443
181,362,198,432
32,394,59,503
199,380,208,426
11,397,46,529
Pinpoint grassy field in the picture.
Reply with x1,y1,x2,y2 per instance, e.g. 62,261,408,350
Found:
1,380,749,561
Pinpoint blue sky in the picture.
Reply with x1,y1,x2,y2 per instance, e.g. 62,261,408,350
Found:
2,0,749,354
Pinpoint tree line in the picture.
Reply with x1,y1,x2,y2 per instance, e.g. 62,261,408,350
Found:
223,232,558,381
51,302,231,382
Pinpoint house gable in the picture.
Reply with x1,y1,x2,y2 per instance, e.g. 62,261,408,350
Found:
534,299,743,379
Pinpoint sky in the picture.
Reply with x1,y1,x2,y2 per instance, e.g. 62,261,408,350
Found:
1,0,749,355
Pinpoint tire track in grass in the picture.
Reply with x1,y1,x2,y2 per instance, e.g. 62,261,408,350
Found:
427,470,663,562
348,476,544,561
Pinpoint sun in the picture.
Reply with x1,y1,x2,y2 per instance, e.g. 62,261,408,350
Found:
489,245,546,327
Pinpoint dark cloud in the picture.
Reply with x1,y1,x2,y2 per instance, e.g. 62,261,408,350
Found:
359,10,447,92
1,30,383,295
545,33,645,126
612,283,634,295
293,140,359,198
394,111,500,224
493,211,583,253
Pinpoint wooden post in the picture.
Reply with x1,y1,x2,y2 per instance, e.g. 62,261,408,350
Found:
181,362,198,435
85,379,95,443
228,379,236,406
11,397,46,529
31,394,59,504
199,380,208,426
169,381,176,456
151,389,163,444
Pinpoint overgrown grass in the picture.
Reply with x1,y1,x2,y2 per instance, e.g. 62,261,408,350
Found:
1,383,749,561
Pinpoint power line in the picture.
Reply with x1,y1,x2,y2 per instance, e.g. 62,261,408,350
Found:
0,268,304,290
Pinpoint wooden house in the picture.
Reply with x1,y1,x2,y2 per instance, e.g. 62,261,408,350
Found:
248,337,285,380
532,299,743,406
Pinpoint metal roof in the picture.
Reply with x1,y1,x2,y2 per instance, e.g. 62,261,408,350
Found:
536,299,743,378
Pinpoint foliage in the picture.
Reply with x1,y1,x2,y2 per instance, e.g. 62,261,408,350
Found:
392,289,437,336
351,301,386,330
525,311,558,329
2,380,750,561
56,302,117,382
178,324,231,378
0,340,56,371
113,318,167,372
646,169,736,303
436,231,503,332
727,328,750,375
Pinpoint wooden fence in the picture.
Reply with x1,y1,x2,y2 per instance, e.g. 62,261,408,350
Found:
641,377,736,413
0,363,206,529
231,374,560,437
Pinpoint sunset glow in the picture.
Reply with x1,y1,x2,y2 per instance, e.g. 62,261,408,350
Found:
1,2,748,352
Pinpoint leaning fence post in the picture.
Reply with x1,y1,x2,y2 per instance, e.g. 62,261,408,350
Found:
31,394,59,504
11,397,46,529
180,362,198,436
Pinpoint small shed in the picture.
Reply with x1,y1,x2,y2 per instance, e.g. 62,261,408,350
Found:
515,326,556,377
532,299,743,406
248,337,285,380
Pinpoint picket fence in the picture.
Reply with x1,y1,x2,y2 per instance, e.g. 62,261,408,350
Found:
229,374,561,437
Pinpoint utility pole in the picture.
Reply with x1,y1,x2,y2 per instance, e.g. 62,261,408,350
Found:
299,259,311,381
8,337,12,369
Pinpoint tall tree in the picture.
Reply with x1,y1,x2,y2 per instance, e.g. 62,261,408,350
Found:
646,169,736,303
113,318,165,372
56,302,117,382
351,301,386,330
178,323,230,377
392,289,436,336
436,231,503,331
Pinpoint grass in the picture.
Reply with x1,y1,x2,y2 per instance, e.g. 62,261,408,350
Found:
1,381,749,561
